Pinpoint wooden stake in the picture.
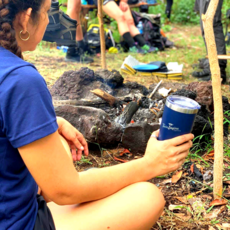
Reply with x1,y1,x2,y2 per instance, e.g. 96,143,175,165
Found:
202,0,223,199
97,0,106,69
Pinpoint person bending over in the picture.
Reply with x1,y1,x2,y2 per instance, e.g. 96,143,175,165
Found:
0,0,194,229
97,0,157,53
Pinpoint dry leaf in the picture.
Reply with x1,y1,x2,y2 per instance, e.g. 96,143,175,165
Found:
208,226,215,230
172,170,183,183
161,178,172,184
175,196,188,204
168,204,188,211
174,213,191,221
113,157,128,163
190,164,194,173
201,195,212,200
119,149,131,156
210,199,228,207
208,150,214,156
204,208,222,219
188,198,205,213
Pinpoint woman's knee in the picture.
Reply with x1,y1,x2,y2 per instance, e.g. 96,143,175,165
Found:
115,12,126,24
134,182,165,212
125,17,135,27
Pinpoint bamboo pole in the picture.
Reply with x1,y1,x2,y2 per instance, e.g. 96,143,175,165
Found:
97,0,107,69
202,0,223,199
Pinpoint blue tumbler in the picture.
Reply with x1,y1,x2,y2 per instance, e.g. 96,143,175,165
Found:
158,95,201,141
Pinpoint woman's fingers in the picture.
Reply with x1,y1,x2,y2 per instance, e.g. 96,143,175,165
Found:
168,133,194,146
176,150,190,162
76,148,83,161
71,148,77,162
175,140,193,154
76,132,89,156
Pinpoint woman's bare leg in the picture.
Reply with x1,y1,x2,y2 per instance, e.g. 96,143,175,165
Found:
48,182,165,230
67,0,83,41
123,7,140,37
103,1,130,36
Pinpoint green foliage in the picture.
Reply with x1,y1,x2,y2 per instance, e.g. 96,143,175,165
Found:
149,0,199,24
149,0,229,25
77,156,93,165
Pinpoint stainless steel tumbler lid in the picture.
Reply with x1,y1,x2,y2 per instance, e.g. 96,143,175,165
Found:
165,95,201,114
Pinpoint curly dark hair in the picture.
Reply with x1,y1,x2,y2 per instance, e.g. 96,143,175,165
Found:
0,0,45,58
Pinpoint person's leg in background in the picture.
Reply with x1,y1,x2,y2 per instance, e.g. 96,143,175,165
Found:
66,0,95,62
67,0,85,48
192,0,227,83
165,0,173,21
103,1,136,50
123,7,157,53
103,1,156,53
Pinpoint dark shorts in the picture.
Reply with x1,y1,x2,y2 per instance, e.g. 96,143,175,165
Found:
93,0,120,6
34,195,56,230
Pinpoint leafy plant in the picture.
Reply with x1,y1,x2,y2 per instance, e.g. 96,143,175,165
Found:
77,156,93,165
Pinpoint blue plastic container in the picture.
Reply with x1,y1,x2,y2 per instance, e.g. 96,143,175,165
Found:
137,21,143,34
158,95,201,141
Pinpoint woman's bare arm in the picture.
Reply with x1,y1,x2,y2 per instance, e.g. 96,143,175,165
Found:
18,130,193,205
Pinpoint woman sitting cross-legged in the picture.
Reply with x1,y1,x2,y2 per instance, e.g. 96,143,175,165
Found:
0,0,194,229
99,0,157,53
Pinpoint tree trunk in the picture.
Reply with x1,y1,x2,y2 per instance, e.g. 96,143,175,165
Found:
202,0,223,199
97,0,106,69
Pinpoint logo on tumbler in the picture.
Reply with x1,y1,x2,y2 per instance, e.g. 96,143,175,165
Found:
163,123,181,132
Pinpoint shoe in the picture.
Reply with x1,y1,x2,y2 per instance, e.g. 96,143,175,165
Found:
43,10,77,46
192,68,210,78
46,1,60,31
198,76,211,82
65,47,94,63
129,46,146,54
198,58,207,69
141,44,158,53
78,41,96,56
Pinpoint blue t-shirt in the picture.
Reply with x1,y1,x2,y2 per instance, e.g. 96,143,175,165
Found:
0,47,58,230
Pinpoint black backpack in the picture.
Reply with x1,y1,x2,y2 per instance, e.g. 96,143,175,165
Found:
85,25,114,53
131,11,165,50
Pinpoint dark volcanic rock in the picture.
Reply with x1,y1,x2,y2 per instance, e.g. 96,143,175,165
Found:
121,122,160,154
192,115,212,138
50,68,111,100
185,81,213,108
223,96,230,112
94,69,124,89
114,81,149,97
55,105,123,146
197,105,211,118
171,89,197,100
